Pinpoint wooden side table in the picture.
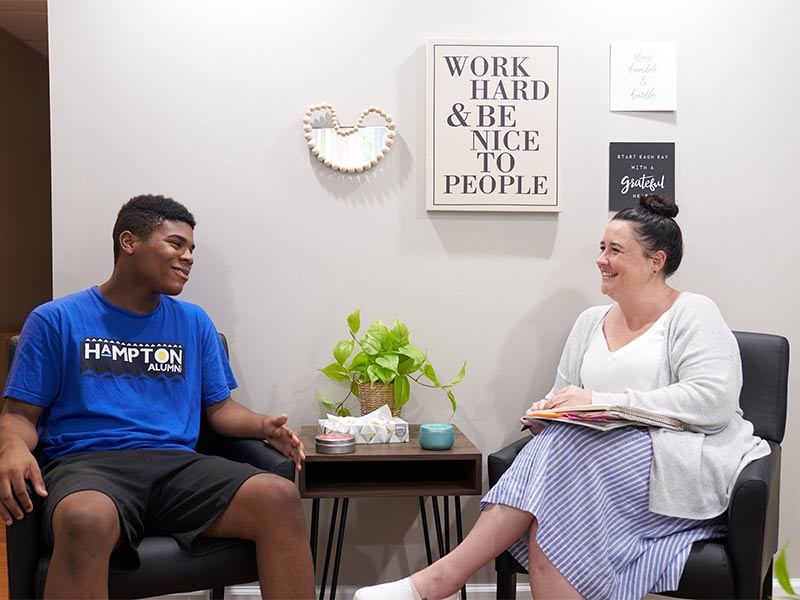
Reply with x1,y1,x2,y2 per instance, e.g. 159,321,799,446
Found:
299,424,482,600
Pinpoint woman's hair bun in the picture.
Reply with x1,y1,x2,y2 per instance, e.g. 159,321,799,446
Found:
638,194,678,219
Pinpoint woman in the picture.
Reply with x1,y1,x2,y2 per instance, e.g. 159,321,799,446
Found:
354,195,770,600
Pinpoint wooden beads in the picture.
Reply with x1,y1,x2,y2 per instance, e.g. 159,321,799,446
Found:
304,103,397,173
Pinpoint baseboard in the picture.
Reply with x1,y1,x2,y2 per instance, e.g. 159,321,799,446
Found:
155,583,503,599
155,579,800,599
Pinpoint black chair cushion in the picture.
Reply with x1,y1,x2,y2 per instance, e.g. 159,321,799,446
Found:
733,331,788,443
659,541,735,599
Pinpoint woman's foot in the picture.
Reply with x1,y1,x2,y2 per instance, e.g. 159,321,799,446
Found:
353,577,421,599
353,576,460,600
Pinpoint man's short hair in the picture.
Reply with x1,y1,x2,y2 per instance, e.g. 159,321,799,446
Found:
113,194,196,263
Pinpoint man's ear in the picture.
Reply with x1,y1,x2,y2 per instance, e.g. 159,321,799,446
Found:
118,231,137,257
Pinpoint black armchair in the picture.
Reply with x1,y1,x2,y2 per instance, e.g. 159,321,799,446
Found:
5,334,296,600
488,331,788,600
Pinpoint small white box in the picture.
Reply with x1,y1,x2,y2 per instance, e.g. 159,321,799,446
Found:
317,418,409,444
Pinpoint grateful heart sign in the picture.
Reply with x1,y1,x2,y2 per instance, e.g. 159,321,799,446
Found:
426,41,559,212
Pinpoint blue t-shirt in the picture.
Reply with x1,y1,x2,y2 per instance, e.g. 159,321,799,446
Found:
3,286,237,463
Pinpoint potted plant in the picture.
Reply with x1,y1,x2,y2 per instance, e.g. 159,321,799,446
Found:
317,308,466,417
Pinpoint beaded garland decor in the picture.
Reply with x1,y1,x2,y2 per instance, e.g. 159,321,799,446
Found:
303,103,398,173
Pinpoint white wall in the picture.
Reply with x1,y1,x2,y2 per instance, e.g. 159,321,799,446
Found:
48,0,800,585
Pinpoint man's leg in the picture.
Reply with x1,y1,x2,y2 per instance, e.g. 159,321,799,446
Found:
44,490,121,599
202,473,315,600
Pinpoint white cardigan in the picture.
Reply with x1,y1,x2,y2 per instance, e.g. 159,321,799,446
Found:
547,292,770,519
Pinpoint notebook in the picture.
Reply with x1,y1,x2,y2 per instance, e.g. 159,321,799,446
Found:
524,404,686,432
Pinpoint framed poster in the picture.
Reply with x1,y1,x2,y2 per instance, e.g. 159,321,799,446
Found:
426,40,559,212
609,42,677,112
609,142,675,211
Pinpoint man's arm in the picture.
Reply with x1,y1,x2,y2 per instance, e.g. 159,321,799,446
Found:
0,398,46,525
204,398,305,471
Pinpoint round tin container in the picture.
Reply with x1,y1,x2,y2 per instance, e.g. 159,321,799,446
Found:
419,423,455,450
315,433,356,454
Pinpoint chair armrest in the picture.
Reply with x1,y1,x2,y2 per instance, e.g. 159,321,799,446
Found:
727,441,781,599
488,437,531,487
6,482,44,600
213,437,296,482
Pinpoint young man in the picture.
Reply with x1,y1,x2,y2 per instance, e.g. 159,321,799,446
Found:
0,194,315,599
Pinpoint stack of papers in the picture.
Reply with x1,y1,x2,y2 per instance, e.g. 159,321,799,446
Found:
524,404,686,432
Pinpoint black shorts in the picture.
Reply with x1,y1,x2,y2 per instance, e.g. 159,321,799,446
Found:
41,449,265,567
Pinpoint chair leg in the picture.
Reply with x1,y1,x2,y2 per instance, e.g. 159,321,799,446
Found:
211,586,225,600
761,560,773,600
496,569,517,599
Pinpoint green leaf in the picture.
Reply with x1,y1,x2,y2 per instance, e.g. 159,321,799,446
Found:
449,361,467,386
361,335,382,356
388,319,409,348
316,391,336,410
397,357,417,375
367,318,388,334
347,308,361,335
338,406,352,417
350,352,368,372
423,363,440,386
394,374,410,408
398,344,426,364
367,364,394,386
375,354,399,374
776,543,797,596
361,319,390,354
333,339,355,365
350,379,360,398
320,363,349,382
446,389,457,415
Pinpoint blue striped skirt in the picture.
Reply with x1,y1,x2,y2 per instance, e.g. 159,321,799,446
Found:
481,424,726,600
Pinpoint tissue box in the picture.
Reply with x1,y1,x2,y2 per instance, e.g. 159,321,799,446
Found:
318,405,410,443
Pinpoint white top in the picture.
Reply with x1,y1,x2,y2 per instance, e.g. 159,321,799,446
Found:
580,309,670,393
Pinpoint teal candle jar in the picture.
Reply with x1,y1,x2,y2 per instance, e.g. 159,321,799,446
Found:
419,424,455,450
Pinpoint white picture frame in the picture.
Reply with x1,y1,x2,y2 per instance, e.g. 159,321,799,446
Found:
609,42,677,112
426,40,560,212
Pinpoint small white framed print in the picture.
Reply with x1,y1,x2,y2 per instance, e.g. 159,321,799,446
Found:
610,42,677,112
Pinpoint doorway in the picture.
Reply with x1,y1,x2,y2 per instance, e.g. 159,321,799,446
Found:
0,3,51,598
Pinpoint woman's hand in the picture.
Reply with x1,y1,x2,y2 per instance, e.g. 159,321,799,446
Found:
521,385,592,422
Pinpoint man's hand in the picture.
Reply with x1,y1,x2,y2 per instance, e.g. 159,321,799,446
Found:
0,441,47,526
520,385,592,425
0,399,46,525
205,399,307,471
262,414,305,472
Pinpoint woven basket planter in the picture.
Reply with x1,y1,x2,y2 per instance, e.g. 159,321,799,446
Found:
357,381,400,417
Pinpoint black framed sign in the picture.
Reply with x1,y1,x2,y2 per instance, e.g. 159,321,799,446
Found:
426,40,559,212
609,142,675,211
